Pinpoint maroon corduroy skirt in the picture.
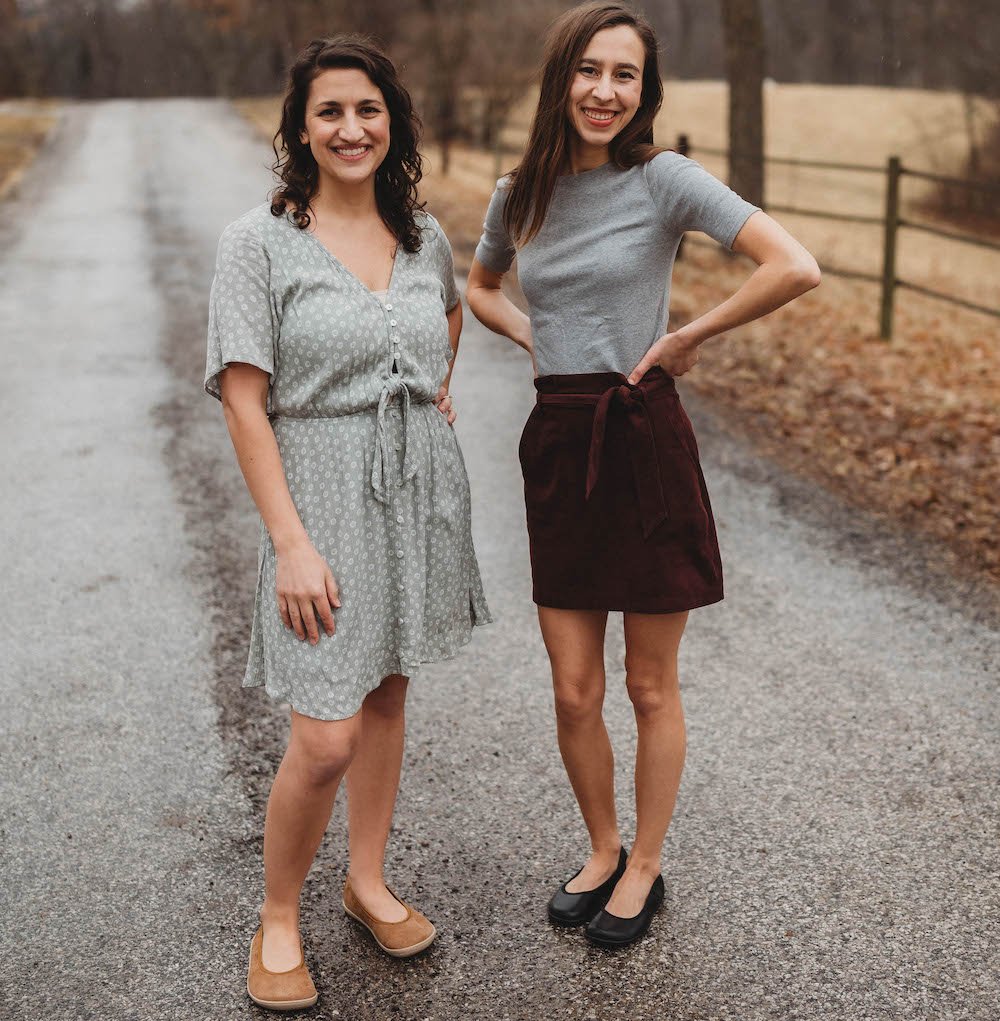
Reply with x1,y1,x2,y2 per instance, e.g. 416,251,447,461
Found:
518,366,724,614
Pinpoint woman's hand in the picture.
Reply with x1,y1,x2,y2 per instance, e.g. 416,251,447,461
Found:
275,539,341,644
628,331,699,384
433,384,457,425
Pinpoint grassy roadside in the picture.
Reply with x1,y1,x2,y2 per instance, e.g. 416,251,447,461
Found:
0,100,59,201
234,96,999,585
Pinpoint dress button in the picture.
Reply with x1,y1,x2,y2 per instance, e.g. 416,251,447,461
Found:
396,514,404,524
395,549,404,558
385,303,393,310
397,582,405,592
389,319,397,327
398,617,404,625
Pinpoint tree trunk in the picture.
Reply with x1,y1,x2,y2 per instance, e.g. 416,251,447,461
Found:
721,0,765,208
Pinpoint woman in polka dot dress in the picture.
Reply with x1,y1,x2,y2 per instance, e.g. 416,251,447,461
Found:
205,36,491,1009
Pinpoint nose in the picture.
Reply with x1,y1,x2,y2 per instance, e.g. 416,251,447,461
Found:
338,113,365,142
592,74,615,102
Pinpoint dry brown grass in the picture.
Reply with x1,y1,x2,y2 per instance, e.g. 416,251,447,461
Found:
235,86,1000,584
0,100,59,201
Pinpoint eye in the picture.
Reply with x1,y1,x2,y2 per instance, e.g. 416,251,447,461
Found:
578,65,598,76
617,71,637,80
360,106,381,116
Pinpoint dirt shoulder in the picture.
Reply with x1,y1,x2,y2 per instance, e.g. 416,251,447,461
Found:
0,100,60,201
234,98,999,586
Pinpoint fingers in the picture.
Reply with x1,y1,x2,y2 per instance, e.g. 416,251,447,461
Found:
287,599,305,641
281,582,341,642
299,599,320,645
326,569,341,610
435,393,456,426
627,355,653,385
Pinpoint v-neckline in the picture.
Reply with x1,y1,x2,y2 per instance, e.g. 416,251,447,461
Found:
302,224,399,304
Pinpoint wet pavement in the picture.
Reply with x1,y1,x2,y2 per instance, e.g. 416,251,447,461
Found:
1,99,997,1021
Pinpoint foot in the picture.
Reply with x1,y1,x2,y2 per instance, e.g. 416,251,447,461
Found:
345,875,408,923
603,862,661,918
564,845,625,893
259,910,305,973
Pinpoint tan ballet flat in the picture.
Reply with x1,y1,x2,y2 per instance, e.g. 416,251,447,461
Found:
246,927,318,1011
342,878,437,958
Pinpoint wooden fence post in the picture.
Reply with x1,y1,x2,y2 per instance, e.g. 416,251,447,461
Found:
676,133,689,260
880,155,901,340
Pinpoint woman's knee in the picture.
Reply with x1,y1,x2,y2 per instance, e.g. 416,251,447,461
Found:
624,660,679,719
289,712,363,786
552,670,604,724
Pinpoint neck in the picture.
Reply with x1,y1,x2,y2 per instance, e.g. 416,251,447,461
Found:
567,138,610,175
310,170,378,221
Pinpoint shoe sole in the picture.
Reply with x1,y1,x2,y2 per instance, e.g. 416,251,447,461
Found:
584,896,664,950
246,984,319,1011
343,900,437,958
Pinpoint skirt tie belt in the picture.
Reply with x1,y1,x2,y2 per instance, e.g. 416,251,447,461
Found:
536,376,670,539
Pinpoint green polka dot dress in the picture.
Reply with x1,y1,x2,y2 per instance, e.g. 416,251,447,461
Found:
205,203,492,720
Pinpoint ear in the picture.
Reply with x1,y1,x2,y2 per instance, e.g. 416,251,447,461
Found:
299,130,309,146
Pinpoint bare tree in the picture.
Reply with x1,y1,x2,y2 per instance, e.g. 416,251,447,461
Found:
721,0,765,206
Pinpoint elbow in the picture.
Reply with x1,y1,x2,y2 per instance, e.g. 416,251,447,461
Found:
789,255,821,294
465,283,489,323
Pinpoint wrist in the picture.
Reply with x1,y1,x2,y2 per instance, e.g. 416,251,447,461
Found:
674,325,701,351
272,527,311,557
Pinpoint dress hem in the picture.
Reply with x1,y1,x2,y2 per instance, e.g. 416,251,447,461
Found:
241,615,493,722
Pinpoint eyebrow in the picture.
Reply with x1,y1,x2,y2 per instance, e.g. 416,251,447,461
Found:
314,97,384,108
579,59,641,73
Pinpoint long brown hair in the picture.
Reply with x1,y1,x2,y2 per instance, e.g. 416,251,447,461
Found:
270,35,425,253
504,2,665,245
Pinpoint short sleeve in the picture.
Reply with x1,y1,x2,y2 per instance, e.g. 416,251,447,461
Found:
473,177,516,273
204,217,277,403
434,221,461,311
644,151,760,250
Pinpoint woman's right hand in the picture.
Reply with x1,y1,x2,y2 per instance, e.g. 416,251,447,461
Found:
275,539,341,644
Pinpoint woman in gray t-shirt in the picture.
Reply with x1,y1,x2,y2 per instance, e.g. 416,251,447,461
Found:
468,2,819,949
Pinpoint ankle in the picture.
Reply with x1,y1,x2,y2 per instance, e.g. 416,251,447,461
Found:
590,838,623,859
624,855,661,879
259,901,299,931
346,869,386,892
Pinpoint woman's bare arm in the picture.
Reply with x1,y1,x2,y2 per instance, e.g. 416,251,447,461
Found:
628,211,821,382
435,300,463,425
466,258,535,370
219,362,339,643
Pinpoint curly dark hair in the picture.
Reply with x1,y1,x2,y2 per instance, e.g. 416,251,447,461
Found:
270,35,425,253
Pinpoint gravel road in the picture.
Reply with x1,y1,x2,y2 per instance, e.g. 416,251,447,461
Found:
1,99,997,1021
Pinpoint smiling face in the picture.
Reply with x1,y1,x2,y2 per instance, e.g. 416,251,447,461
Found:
299,67,391,190
566,24,645,163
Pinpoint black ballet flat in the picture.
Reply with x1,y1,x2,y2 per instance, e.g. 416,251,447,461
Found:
547,847,628,927
585,874,665,948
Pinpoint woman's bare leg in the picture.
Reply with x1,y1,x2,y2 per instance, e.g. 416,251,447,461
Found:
604,610,688,917
537,606,623,890
258,709,362,970
345,674,410,922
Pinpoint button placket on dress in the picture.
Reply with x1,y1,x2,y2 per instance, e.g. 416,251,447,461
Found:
376,290,409,643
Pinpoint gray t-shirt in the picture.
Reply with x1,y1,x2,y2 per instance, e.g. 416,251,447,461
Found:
474,151,760,376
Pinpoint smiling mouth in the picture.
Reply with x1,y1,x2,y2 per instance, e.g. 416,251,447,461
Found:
581,107,620,126
331,145,371,161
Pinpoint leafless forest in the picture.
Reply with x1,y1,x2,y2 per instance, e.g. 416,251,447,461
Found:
2,1,997,100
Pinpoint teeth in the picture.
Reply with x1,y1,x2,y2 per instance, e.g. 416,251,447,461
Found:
583,109,616,121
336,146,368,156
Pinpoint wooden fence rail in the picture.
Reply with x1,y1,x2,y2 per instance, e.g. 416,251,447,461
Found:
678,134,1000,340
